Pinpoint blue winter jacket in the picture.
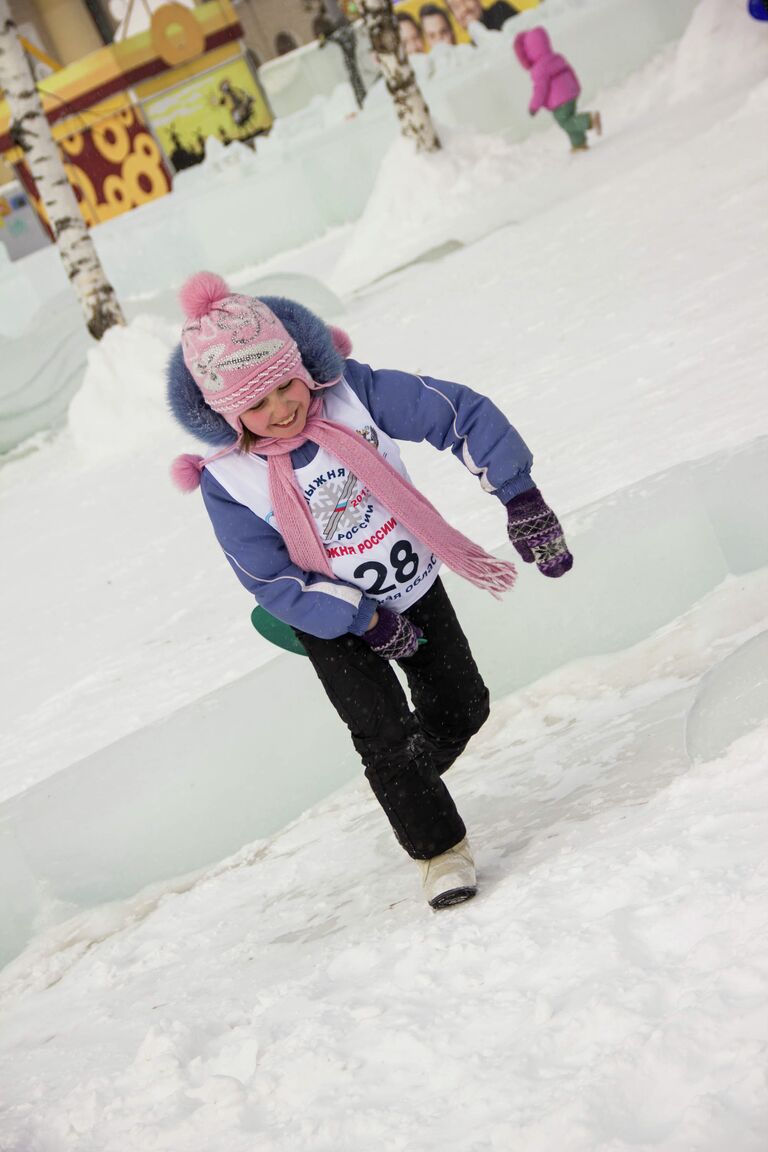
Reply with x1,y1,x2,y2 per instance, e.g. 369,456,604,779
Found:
199,358,534,639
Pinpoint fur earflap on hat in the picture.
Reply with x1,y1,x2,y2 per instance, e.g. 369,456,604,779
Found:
167,273,352,449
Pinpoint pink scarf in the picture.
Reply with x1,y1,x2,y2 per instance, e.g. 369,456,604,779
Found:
254,396,516,596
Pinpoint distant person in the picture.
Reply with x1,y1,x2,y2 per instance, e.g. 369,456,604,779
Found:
397,10,426,55
168,273,573,910
514,26,602,152
447,0,519,33
419,4,457,48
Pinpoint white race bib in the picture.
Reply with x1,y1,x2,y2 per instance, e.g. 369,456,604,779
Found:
206,381,441,611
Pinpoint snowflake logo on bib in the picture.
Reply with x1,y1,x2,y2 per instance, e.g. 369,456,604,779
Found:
312,473,371,541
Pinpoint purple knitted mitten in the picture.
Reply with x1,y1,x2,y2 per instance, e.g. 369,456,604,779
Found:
506,487,573,578
364,607,423,660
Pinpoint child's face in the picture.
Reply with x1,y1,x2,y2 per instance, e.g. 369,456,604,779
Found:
240,378,311,439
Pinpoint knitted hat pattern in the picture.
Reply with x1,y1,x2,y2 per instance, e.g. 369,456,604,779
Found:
168,273,353,492
180,271,317,429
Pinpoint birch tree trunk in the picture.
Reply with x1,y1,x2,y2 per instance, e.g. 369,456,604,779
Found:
0,0,124,339
360,0,440,153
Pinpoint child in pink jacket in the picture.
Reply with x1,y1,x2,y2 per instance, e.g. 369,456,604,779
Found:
514,26,601,152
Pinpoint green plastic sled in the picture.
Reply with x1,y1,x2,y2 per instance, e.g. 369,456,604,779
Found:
251,605,307,657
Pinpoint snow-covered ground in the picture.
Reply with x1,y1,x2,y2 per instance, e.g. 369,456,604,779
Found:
1,580,767,1151
0,1,767,1147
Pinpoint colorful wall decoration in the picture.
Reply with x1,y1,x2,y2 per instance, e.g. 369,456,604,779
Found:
0,1,272,230
11,99,172,229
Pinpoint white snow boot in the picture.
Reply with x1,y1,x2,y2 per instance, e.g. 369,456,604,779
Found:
418,838,477,910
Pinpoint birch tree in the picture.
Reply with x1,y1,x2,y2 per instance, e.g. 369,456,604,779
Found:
360,0,440,152
0,0,124,339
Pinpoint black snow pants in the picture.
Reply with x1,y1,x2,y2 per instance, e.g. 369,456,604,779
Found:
296,578,490,859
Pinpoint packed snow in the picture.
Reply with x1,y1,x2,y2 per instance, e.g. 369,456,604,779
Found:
0,0,767,1147
1,582,767,1150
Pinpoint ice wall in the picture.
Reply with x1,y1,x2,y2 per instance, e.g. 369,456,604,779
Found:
0,293,90,455
685,632,768,764
258,25,380,119
1,437,765,967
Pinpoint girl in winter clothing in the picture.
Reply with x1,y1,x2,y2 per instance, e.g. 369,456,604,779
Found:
168,273,573,909
514,26,601,152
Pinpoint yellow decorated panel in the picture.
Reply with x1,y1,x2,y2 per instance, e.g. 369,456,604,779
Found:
142,56,272,168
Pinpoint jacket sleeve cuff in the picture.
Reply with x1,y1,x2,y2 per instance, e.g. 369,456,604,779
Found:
348,596,379,636
495,472,537,504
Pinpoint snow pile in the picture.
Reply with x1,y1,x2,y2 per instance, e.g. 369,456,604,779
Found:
67,316,180,463
670,0,768,102
329,125,532,293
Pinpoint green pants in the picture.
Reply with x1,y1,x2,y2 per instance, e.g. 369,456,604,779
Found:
552,99,591,149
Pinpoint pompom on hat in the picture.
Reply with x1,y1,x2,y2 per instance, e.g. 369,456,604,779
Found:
169,271,352,490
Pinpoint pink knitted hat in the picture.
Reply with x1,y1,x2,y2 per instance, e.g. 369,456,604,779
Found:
179,271,317,429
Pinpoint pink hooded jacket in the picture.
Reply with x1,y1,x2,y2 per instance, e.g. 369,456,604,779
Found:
514,27,580,113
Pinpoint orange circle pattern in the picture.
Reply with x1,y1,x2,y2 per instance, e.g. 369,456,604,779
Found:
102,173,129,209
93,116,131,165
64,163,99,227
61,133,85,157
150,3,205,66
122,135,168,205
52,110,171,226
